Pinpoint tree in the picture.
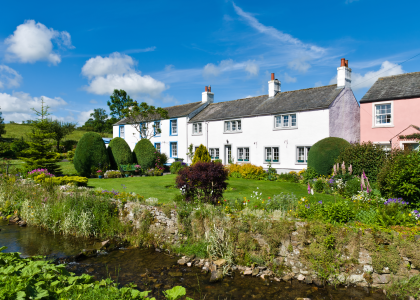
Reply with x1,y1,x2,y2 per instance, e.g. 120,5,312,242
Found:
107,89,136,120
192,144,211,165
0,107,6,137
46,119,76,151
81,108,109,133
122,101,169,140
19,98,61,174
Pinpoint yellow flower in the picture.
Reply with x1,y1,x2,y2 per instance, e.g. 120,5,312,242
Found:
409,214,412,216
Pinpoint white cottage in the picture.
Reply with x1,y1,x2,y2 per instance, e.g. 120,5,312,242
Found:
187,59,360,172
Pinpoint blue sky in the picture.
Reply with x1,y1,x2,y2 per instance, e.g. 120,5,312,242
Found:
1,0,420,125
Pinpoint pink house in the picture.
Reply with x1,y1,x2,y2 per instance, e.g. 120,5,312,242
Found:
360,72,420,150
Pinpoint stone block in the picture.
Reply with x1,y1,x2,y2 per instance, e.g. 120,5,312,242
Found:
359,249,372,264
373,273,391,284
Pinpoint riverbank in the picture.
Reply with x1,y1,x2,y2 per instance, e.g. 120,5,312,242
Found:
1,179,419,299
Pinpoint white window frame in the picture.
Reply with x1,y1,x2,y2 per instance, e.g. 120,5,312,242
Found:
274,113,298,130
170,119,178,135
296,146,311,164
155,143,161,153
224,120,242,133
372,101,394,128
154,121,161,136
209,148,220,160
237,147,249,162
119,125,125,139
192,122,203,135
170,142,178,158
264,146,280,164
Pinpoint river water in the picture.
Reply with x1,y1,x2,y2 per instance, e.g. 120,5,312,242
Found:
0,220,387,300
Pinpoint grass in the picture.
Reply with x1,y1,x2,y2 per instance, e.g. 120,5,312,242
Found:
7,160,77,175
88,175,338,204
2,124,112,141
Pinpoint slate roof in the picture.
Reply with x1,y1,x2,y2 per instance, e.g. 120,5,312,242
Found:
190,85,344,122
360,72,420,103
114,101,204,125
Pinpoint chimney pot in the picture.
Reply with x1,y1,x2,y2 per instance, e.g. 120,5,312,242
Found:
208,85,211,92
341,58,345,67
345,60,348,67
205,86,208,92
271,73,275,80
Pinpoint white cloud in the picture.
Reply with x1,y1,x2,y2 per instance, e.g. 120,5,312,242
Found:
5,20,73,65
0,91,68,122
164,64,175,72
314,81,323,87
284,73,297,83
89,99,97,104
288,57,311,73
77,110,94,125
81,52,167,97
0,65,22,89
329,61,404,90
244,60,259,76
203,59,259,77
124,46,156,54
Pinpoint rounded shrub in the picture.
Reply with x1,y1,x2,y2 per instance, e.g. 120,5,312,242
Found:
73,132,110,177
192,144,211,165
107,137,133,169
307,137,350,176
377,149,420,205
336,141,386,180
133,139,156,170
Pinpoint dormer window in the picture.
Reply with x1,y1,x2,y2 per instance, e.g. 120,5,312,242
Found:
274,114,297,129
193,123,202,135
224,120,241,133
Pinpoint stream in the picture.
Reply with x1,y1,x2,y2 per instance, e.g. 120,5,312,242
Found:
0,220,387,300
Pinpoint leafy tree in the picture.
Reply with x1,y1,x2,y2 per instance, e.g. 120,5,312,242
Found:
89,108,108,133
122,100,169,140
19,98,61,174
133,139,156,170
107,89,136,120
192,144,211,165
0,107,5,137
46,119,76,151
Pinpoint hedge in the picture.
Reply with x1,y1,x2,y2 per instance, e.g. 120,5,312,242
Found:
108,137,133,169
133,139,156,170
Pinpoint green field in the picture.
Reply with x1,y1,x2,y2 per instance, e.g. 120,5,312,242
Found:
88,175,338,204
2,124,112,141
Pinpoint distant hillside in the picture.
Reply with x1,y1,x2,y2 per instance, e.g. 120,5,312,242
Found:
2,124,113,141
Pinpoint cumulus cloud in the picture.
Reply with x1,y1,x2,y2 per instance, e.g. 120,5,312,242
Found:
203,59,259,77
77,109,94,125
81,52,167,97
329,61,404,90
5,20,74,65
284,73,297,83
0,65,22,89
0,91,68,122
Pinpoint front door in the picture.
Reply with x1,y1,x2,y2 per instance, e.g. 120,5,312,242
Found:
225,145,232,164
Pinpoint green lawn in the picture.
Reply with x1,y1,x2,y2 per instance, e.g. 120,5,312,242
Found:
88,175,338,204
2,124,112,141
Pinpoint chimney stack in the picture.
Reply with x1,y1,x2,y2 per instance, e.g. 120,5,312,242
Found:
202,85,214,103
268,73,281,97
337,58,352,88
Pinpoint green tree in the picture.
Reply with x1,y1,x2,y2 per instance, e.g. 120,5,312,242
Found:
107,89,136,120
19,99,61,174
192,144,211,165
46,119,76,151
0,107,6,137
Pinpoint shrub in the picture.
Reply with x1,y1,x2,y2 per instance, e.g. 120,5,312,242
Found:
344,177,361,198
35,175,89,187
308,137,350,176
301,167,318,183
61,139,78,152
73,132,110,177
277,173,299,183
170,161,186,174
104,170,122,178
336,142,386,180
107,137,133,169
192,144,211,164
225,163,265,179
133,139,156,170
157,152,168,166
377,150,420,205
176,161,228,204
10,138,29,156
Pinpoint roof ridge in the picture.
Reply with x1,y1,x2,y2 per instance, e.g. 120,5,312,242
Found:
378,71,420,80
163,101,201,109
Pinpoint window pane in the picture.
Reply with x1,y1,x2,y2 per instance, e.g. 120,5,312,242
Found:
375,104,392,124
171,120,177,134
209,148,214,158
245,148,249,160
291,115,296,127
237,120,241,130
193,124,197,133
305,147,311,162
232,121,236,131
273,147,279,161
171,143,177,157
226,121,231,131
275,116,281,128
198,123,202,133
215,148,219,158
238,148,243,160
297,147,304,162
282,115,289,127
265,147,272,161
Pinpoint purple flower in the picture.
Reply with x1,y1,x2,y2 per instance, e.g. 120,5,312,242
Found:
307,182,311,194
318,201,323,204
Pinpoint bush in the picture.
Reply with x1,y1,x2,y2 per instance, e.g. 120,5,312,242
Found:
225,163,266,179
10,138,29,156
344,177,361,198
336,141,386,180
73,132,110,177
35,174,89,186
176,161,228,204
170,161,186,174
133,139,156,170
104,170,122,178
377,150,420,205
107,137,133,170
61,139,78,152
307,137,350,176
192,144,211,164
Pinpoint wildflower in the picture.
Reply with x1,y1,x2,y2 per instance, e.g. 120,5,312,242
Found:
307,182,311,194
318,201,322,204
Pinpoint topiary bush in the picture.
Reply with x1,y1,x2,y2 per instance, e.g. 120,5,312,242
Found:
73,132,110,177
377,149,420,205
335,141,386,180
133,139,156,170
307,137,350,176
192,144,211,165
107,137,133,169
170,161,186,174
